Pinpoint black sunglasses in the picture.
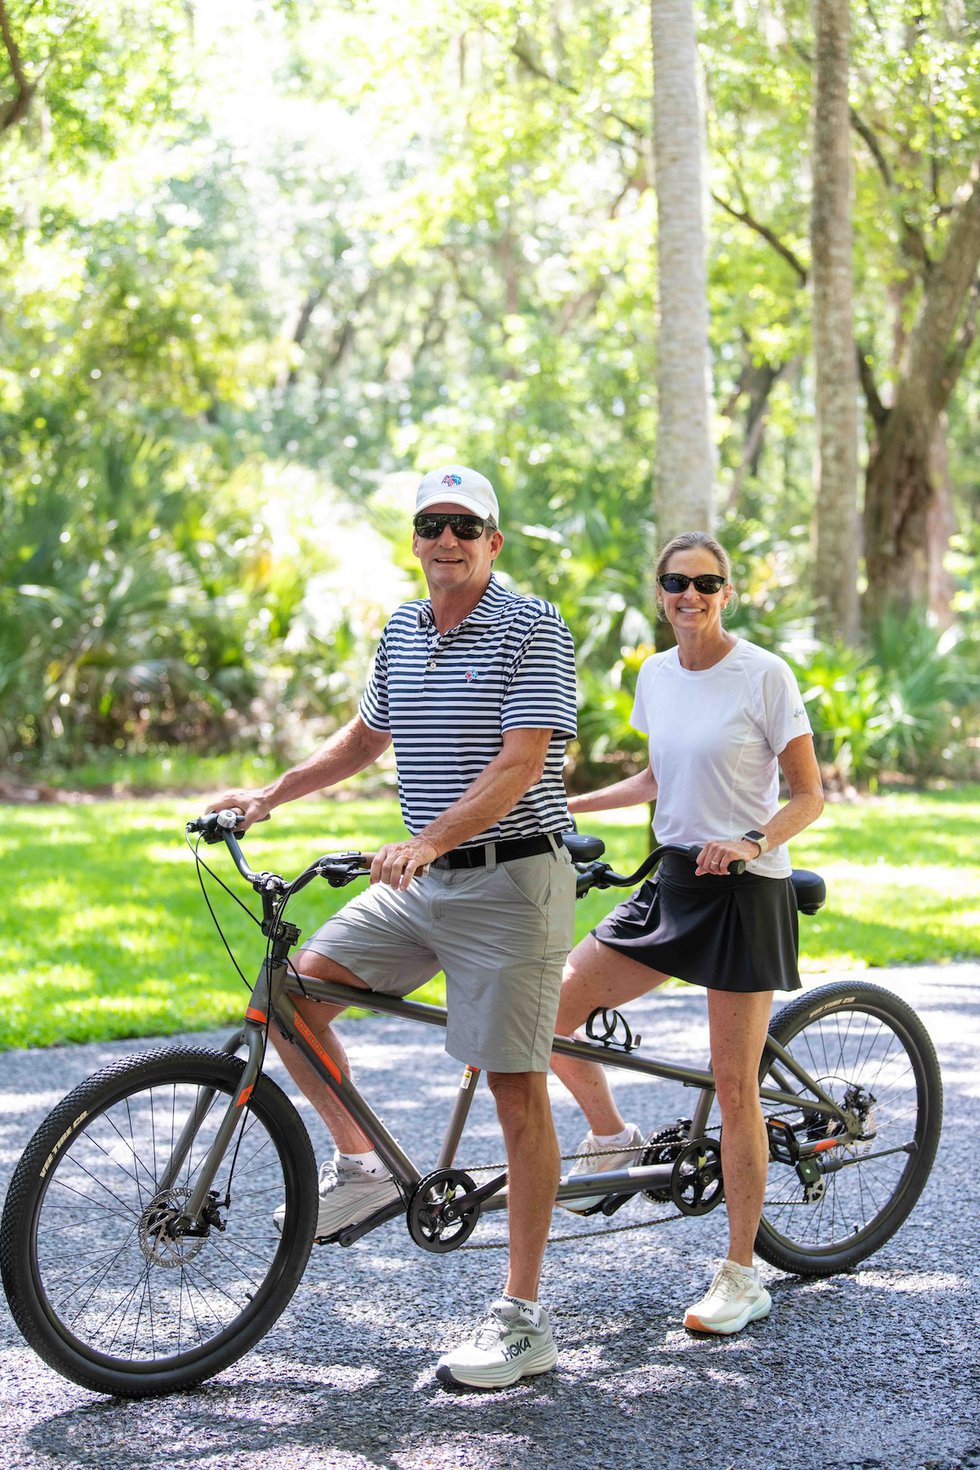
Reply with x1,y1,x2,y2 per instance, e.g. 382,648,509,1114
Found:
657,572,727,594
413,512,496,541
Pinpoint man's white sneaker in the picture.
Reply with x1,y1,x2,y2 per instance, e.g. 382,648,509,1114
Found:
561,1123,645,1213
435,1299,558,1389
274,1154,400,1241
684,1260,772,1335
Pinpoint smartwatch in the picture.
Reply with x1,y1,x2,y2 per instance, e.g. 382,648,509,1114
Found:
744,829,769,856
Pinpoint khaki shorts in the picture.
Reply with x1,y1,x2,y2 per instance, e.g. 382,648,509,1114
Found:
299,846,576,1072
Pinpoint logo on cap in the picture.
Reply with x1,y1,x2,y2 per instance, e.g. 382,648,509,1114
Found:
441,474,463,487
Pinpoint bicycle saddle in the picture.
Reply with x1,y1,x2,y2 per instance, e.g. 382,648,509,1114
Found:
563,831,606,863
791,868,826,914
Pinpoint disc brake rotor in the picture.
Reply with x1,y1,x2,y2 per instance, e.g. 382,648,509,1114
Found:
138,1186,208,1267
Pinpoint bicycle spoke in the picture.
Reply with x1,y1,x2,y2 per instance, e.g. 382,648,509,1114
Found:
22,1060,311,1373
756,983,941,1275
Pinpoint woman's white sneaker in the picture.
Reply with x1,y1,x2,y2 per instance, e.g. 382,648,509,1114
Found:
436,1299,558,1389
684,1260,772,1335
561,1122,645,1213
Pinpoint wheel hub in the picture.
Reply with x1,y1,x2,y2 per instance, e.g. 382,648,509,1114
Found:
138,1187,207,1267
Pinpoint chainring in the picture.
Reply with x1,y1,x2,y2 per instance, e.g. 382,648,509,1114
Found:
639,1123,692,1203
669,1137,725,1216
407,1168,480,1254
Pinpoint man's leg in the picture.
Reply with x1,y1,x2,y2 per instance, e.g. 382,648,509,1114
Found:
485,1070,558,1302
271,948,375,1153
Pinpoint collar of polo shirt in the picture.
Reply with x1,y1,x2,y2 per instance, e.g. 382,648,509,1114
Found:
417,572,505,630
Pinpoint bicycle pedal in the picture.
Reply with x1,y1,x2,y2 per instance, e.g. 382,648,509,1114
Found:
599,1192,633,1217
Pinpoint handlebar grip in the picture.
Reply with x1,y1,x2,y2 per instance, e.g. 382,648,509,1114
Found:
683,844,746,876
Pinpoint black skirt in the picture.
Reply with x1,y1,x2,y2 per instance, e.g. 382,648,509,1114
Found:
592,850,801,993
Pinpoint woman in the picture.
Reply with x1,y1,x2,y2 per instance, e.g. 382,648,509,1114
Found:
553,531,824,1335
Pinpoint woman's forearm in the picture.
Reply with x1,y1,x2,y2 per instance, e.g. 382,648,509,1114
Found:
567,766,657,815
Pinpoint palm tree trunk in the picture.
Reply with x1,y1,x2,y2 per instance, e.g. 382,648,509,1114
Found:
650,0,715,558
811,0,860,644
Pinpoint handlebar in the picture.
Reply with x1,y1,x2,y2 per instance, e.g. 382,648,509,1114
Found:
572,842,744,899
186,811,374,894
187,811,744,904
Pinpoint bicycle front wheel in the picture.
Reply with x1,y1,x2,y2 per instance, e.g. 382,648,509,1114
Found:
755,981,942,1277
0,1046,318,1396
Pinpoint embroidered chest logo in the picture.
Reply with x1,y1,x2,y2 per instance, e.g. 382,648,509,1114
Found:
463,667,479,683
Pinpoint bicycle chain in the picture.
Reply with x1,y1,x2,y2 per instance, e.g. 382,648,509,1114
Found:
453,1138,802,1250
456,1141,685,1251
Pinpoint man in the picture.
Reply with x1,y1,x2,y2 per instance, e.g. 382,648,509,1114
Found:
207,464,577,1390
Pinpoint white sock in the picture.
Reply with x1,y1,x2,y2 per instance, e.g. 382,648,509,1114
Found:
501,1293,541,1326
726,1259,758,1282
594,1124,635,1146
339,1149,388,1176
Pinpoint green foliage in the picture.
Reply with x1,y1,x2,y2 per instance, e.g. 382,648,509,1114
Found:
1,790,975,1050
0,0,977,788
788,608,980,785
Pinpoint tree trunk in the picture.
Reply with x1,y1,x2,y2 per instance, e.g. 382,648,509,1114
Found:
927,421,956,628
863,164,980,624
810,0,860,644
650,0,715,561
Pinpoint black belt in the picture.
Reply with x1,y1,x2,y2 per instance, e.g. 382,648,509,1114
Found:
433,834,558,870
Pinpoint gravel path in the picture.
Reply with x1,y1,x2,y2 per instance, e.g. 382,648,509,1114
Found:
0,964,977,1470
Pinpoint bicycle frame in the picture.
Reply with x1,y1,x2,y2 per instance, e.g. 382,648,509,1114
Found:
178,942,853,1249
174,816,850,1251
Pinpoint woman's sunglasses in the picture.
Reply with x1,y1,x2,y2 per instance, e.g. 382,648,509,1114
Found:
413,512,496,541
657,572,727,594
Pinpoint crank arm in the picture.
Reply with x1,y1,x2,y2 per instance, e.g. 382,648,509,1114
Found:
440,1171,508,1219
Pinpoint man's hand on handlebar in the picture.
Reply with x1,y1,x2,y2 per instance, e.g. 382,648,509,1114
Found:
370,836,438,891
204,791,272,833
694,837,758,877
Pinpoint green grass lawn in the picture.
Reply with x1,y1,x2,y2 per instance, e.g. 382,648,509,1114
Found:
0,787,976,1050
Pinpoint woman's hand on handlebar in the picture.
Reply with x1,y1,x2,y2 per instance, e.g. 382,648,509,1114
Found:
694,837,758,877
204,791,272,833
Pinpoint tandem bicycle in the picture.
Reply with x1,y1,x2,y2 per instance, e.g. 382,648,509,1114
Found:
0,812,942,1396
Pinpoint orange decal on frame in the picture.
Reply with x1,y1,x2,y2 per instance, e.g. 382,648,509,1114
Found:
294,1013,343,1082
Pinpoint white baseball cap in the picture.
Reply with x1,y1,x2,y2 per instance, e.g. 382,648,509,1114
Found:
415,465,499,523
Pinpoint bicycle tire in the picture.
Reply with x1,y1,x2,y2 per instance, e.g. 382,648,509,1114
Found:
0,1046,318,1396
754,980,942,1277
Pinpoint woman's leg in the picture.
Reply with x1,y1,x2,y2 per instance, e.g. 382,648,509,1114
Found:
551,935,668,1134
705,988,774,1266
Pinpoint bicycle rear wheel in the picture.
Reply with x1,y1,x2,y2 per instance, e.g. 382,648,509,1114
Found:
0,1046,318,1396
755,981,942,1277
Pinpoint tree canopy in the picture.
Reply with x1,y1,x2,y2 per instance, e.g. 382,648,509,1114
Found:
1,0,977,787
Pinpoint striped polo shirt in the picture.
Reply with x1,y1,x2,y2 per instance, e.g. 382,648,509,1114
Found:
358,574,577,846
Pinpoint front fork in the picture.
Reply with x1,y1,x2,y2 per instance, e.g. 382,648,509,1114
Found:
171,953,440,1234
164,968,276,1228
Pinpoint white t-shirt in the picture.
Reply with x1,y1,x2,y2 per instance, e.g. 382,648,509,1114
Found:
631,638,812,878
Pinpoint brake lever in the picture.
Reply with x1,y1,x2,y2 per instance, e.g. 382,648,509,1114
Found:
314,853,374,888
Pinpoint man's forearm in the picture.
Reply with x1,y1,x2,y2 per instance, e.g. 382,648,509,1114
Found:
262,718,391,812
416,733,551,856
